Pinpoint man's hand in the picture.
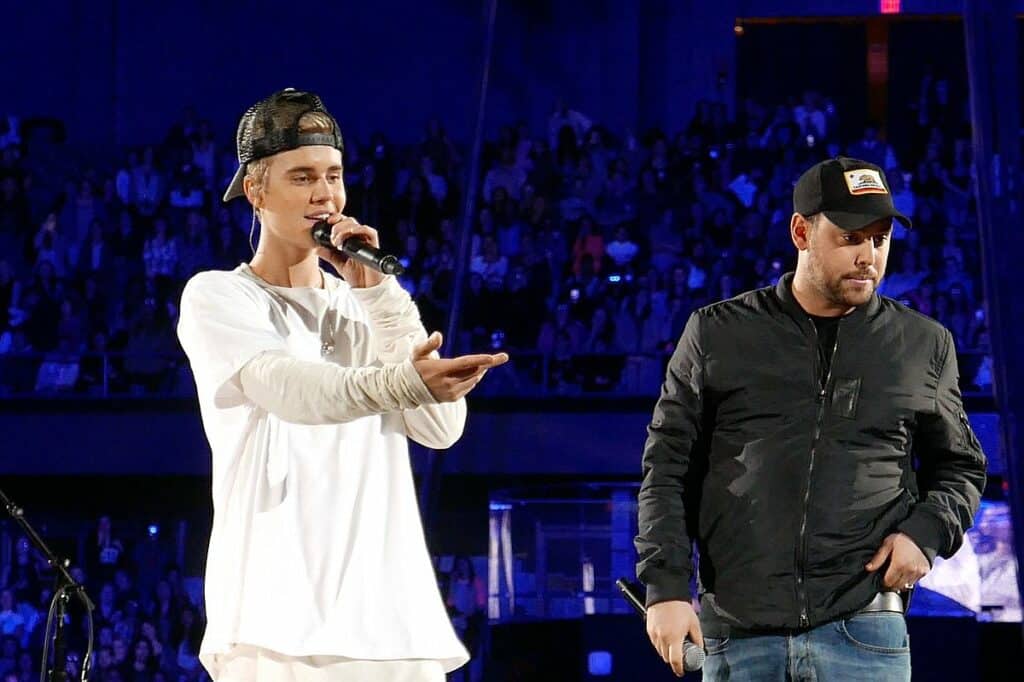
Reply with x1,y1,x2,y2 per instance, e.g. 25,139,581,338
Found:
865,532,930,591
315,213,385,289
412,332,509,402
647,600,704,678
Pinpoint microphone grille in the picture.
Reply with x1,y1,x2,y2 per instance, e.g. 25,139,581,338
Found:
683,641,706,671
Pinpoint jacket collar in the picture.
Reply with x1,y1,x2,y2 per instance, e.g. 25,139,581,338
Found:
775,271,879,330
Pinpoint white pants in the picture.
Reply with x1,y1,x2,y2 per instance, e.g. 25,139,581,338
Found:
215,645,446,682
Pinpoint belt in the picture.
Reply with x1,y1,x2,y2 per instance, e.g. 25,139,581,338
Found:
856,591,906,614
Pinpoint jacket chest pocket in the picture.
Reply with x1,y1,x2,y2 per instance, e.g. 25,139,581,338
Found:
830,377,862,419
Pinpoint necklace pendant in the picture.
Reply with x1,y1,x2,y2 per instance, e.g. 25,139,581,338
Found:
321,342,334,356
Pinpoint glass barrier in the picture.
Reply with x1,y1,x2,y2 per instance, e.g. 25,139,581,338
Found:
488,482,641,622
487,485,1021,624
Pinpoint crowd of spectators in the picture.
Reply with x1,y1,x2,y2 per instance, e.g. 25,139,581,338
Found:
0,72,991,397
0,517,206,682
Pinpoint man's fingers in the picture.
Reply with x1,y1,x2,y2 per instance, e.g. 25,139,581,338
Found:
647,627,666,662
449,370,488,396
688,621,705,650
668,641,685,677
449,354,507,371
413,332,443,360
653,638,667,664
329,215,380,248
882,563,902,590
655,637,670,665
865,543,892,572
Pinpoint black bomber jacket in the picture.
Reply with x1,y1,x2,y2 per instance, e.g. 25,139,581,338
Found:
635,272,987,634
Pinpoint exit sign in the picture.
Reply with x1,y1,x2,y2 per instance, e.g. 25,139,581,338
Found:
880,0,901,13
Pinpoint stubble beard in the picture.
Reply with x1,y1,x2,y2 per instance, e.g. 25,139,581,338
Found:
808,254,877,309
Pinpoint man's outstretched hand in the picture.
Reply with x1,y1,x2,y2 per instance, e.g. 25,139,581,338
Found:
412,332,509,402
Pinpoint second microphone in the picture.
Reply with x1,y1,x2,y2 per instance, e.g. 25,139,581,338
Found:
311,220,406,276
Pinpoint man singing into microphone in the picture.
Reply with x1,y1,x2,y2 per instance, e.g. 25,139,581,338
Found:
177,88,507,681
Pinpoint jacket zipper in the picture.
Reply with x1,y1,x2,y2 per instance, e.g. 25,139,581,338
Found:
797,320,840,628
958,411,981,451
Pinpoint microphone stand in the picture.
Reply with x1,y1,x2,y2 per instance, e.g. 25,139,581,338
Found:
0,487,95,682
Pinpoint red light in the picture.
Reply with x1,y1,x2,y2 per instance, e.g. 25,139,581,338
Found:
880,0,901,13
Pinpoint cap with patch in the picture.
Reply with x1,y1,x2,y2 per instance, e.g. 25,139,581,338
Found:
793,156,911,231
223,88,344,202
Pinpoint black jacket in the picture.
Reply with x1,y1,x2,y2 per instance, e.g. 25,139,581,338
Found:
635,273,986,634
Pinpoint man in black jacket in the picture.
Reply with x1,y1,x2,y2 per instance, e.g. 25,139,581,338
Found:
636,156,986,680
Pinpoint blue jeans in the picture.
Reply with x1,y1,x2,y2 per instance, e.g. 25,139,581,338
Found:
702,612,911,681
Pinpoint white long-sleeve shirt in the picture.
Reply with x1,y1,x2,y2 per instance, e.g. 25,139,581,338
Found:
177,264,469,678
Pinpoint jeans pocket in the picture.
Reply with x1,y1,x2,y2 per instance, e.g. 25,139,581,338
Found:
838,613,910,654
704,637,730,656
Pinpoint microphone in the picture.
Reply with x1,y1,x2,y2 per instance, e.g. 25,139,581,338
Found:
616,577,706,672
311,221,405,276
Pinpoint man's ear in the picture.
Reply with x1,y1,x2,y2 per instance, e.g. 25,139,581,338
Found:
243,176,263,209
791,213,812,251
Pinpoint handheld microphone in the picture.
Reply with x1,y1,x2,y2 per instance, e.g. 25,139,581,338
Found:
615,577,706,672
311,221,405,276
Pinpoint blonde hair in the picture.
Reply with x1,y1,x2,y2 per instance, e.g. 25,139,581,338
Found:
245,111,337,212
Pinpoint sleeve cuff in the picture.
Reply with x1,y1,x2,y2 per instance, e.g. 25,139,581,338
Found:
399,358,437,406
897,510,945,565
640,568,692,608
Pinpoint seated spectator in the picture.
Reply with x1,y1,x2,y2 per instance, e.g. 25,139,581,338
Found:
190,121,217,189
131,147,164,218
128,637,158,682
483,147,527,202
167,164,205,210
421,118,461,178
847,124,898,170
571,216,603,276
177,211,212,279
419,155,448,204
887,167,915,240
33,214,69,279
537,302,585,355
112,636,130,676
122,299,177,394
469,235,508,286
394,175,440,235
880,249,929,299
90,516,127,584
605,225,640,269
548,99,592,150
33,337,80,393
596,170,635,227
0,540,39,602
142,217,179,282
936,253,975,301
581,306,616,353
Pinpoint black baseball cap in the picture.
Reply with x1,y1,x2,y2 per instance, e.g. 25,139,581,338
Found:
223,88,344,202
793,156,911,231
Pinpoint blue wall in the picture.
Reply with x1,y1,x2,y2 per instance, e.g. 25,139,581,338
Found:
7,1,1000,159
0,404,1003,477
2,1,740,155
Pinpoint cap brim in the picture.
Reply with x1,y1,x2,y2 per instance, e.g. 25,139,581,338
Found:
222,163,246,202
823,209,912,232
